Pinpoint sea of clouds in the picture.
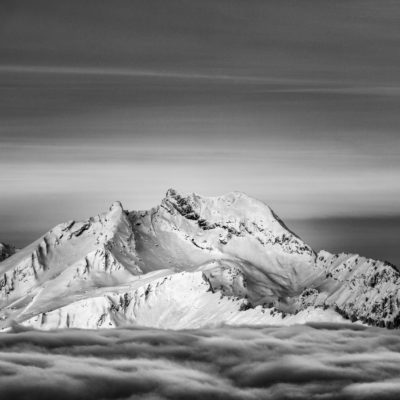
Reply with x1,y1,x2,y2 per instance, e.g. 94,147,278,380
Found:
1,323,400,399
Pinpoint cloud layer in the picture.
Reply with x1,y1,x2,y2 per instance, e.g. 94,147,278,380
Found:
1,323,400,399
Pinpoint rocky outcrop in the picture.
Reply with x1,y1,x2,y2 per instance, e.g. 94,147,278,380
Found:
0,243,16,262
160,189,315,257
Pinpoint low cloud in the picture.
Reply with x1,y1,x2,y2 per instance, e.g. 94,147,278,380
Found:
1,323,400,399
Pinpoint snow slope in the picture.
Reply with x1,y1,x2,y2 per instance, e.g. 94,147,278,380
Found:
1,189,399,330
22,271,345,330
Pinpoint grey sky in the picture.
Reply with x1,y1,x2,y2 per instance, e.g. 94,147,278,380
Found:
0,0,400,263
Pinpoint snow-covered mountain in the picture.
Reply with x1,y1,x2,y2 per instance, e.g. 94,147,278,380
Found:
0,189,399,330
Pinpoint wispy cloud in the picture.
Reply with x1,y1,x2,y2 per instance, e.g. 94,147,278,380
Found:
0,64,288,84
2,65,399,96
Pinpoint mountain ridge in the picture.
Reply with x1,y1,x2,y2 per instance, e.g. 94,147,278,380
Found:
1,189,399,330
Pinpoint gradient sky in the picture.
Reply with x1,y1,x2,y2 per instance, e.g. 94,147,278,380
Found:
1,1,400,263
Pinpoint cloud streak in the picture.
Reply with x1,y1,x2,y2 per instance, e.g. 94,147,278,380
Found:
1,323,400,399
2,65,400,97
0,64,279,84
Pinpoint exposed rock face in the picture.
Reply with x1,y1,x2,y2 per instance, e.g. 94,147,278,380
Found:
0,243,16,262
0,189,399,330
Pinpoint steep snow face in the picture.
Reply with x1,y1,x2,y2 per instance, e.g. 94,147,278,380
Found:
1,189,400,330
0,243,16,262
296,251,400,328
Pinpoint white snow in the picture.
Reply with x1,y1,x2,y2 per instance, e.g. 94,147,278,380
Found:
1,189,399,330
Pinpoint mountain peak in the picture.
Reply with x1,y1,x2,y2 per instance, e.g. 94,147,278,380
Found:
165,188,179,198
109,200,124,212
161,189,290,236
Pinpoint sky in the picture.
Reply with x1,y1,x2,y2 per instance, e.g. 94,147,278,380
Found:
0,0,400,264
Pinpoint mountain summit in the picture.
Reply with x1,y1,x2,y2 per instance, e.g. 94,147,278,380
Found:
1,190,399,330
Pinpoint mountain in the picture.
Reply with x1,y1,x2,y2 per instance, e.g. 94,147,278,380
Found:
0,243,16,262
0,189,399,330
